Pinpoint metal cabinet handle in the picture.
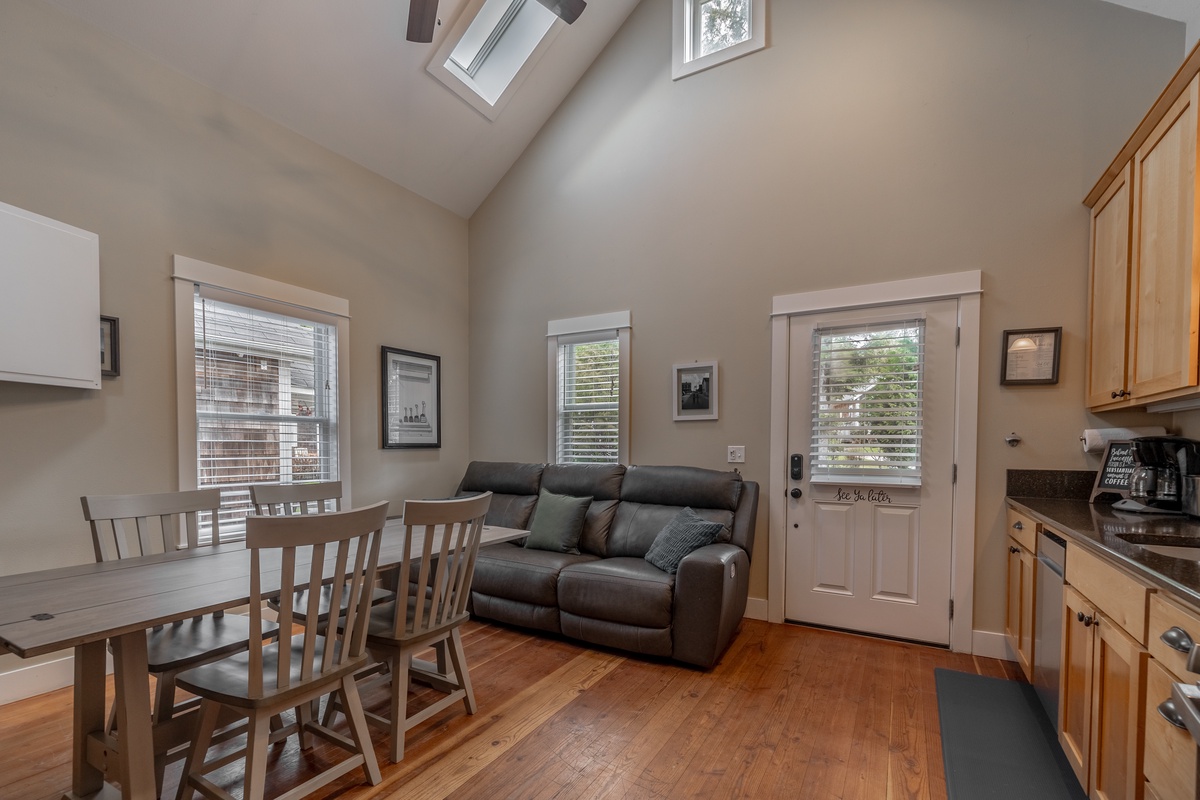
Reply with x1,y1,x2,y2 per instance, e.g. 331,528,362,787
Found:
1076,611,1095,627
1009,546,1020,554
1012,521,1024,531
1111,389,1129,399
1159,698,1188,730
1161,626,1196,654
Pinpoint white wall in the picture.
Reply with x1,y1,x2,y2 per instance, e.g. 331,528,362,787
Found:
468,0,1186,638
0,0,471,687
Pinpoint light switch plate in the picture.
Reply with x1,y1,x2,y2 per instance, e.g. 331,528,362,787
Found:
727,445,745,463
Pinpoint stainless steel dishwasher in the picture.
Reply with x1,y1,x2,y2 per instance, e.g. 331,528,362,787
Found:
1033,528,1067,726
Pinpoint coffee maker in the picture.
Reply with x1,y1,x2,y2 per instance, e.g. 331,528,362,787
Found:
1113,436,1200,514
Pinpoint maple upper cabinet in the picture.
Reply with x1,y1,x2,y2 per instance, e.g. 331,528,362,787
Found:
1129,76,1200,400
1085,50,1200,410
1087,163,1133,408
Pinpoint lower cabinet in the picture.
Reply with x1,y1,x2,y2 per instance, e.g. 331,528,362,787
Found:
1006,534,1036,680
1061,543,1151,800
1144,593,1200,800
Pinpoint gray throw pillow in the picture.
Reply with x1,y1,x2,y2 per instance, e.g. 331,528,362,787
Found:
524,489,592,554
644,507,727,574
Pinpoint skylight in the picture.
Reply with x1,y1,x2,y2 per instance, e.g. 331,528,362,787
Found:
430,0,559,120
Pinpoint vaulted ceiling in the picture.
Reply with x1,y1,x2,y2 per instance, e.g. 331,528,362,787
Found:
42,0,1197,219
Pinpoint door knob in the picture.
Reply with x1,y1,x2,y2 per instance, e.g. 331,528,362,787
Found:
790,488,802,499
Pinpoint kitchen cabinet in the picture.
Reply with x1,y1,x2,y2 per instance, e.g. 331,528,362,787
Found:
1061,543,1152,800
1143,594,1200,800
1085,48,1200,410
1086,163,1133,408
1127,75,1200,400
1005,508,1037,680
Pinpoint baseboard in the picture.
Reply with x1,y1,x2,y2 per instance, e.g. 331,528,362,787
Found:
0,652,113,706
971,629,1013,661
744,596,768,621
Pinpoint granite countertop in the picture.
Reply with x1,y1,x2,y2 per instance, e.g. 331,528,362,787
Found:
1007,496,1200,609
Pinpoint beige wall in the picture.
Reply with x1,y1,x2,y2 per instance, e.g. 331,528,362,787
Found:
0,1,471,674
468,0,1185,636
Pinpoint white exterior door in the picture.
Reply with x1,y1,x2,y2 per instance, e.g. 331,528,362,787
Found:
784,298,959,645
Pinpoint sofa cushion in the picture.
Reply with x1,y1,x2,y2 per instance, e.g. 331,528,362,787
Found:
558,558,675,629
644,507,727,574
471,542,597,607
579,499,618,557
619,465,742,511
457,461,544,529
607,502,735,558
525,490,591,554
541,463,625,501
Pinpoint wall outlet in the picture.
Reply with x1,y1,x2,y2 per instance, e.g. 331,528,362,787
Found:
727,445,745,463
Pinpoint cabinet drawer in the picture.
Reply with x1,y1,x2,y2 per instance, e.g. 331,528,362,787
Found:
1066,541,1152,644
1006,507,1037,552
1149,593,1200,676
1145,658,1198,800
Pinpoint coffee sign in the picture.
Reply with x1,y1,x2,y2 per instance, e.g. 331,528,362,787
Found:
1090,440,1134,502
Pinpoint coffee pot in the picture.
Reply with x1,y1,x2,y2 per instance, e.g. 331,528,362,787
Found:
1125,436,1200,513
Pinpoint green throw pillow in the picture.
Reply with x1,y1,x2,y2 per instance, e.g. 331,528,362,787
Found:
524,489,592,554
645,507,727,574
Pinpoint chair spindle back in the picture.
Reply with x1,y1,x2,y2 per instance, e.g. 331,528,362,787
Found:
251,481,343,517
81,488,225,562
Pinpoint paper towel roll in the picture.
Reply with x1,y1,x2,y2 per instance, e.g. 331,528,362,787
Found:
1080,426,1168,453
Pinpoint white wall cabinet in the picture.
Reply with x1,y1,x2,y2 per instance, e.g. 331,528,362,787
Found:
0,201,100,389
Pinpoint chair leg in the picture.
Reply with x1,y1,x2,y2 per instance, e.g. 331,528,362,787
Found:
447,628,476,714
389,652,411,763
339,675,382,785
242,711,271,800
174,699,220,800
295,700,314,750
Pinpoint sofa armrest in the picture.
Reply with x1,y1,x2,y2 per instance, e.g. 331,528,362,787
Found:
672,543,750,668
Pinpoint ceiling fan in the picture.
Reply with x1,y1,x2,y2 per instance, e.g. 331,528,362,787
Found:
406,0,587,43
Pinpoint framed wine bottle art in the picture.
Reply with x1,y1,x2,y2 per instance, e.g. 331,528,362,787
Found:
381,346,441,449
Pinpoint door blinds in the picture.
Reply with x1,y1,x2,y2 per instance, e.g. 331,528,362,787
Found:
194,288,339,539
810,318,925,485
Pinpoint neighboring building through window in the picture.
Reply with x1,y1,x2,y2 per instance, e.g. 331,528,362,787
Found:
547,311,631,464
672,0,767,80
173,256,350,540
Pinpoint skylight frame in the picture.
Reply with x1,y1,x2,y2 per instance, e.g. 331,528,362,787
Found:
428,0,564,122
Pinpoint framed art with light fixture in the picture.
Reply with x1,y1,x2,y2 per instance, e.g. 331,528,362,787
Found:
1001,327,1061,385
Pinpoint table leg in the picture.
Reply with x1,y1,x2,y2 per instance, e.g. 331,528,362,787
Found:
68,641,107,799
110,632,156,799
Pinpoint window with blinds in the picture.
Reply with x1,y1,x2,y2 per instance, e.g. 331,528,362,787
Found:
194,290,339,539
810,318,925,485
555,333,620,464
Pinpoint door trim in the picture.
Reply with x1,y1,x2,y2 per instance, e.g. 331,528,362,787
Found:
768,270,982,653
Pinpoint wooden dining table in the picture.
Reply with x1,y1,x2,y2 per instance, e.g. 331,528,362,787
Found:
0,519,527,800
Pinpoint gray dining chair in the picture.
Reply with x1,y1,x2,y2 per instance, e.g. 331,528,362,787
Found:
173,501,388,800
80,488,273,791
329,492,491,763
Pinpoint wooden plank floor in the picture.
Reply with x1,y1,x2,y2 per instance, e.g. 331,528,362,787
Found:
0,619,1020,800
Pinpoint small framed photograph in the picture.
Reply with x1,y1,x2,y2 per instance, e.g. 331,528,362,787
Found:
673,361,718,421
382,347,441,449
1001,327,1061,385
100,316,120,378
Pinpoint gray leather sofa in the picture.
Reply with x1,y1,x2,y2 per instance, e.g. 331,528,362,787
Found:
456,461,759,668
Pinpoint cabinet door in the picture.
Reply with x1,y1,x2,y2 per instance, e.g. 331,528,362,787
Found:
1063,585,1097,791
1087,163,1133,408
1144,658,1197,800
1130,75,1200,399
1089,613,1148,800
1006,539,1022,652
1019,546,1036,680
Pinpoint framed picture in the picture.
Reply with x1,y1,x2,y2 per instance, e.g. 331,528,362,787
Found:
1001,327,1061,385
673,361,718,421
100,316,120,378
381,346,441,449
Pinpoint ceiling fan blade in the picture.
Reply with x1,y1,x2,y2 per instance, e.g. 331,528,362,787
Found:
536,0,586,25
407,0,439,43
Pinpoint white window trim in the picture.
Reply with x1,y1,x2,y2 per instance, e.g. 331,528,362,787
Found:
172,255,352,499
672,0,768,81
428,0,565,122
546,311,631,465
